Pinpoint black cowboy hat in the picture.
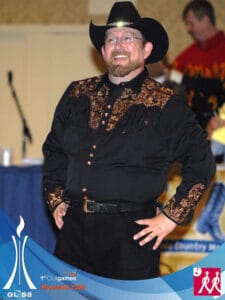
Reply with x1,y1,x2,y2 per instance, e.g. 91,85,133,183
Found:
89,1,169,64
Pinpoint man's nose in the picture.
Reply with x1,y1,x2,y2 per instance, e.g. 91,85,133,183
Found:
114,38,124,49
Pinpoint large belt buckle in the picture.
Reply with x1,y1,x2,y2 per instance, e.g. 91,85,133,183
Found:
83,199,95,213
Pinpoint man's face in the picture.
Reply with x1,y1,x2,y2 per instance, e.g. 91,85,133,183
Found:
101,27,152,77
184,10,210,43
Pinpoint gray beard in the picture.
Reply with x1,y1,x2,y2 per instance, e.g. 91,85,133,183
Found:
106,51,141,77
107,62,141,77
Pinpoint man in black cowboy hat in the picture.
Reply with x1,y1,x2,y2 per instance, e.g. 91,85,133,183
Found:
42,1,215,280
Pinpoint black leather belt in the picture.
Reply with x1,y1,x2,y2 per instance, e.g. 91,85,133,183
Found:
83,199,155,214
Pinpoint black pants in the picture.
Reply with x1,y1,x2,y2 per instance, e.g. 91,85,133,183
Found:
54,204,160,280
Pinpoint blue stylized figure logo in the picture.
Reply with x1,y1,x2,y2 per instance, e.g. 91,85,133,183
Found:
3,216,36,289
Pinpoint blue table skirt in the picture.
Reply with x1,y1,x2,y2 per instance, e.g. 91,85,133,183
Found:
0,165,57,253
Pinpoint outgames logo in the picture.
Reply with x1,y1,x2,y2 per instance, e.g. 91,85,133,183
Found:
40,270,86,291
2,216,36,298
193,267,221,296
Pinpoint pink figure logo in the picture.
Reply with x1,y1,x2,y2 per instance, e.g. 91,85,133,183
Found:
193,267,221,296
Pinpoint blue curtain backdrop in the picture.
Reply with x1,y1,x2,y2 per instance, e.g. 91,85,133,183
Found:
0,165,57,253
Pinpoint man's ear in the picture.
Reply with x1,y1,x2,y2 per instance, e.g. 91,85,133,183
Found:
144,42,153,60
101,45,105,59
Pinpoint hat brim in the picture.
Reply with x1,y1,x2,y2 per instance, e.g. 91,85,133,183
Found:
89,17,169,64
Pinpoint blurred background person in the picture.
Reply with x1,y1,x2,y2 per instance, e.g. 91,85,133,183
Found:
169,0,225,244
171,0,225,163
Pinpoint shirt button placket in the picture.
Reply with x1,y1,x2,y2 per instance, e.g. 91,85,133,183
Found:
100,103,111,128
83,101,112,197
86,144,97,166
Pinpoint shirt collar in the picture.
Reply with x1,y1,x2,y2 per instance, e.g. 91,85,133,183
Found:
200,30,225,49
104,68,149,93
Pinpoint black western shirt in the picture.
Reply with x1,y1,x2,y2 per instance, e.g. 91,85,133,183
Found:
42,68,216,225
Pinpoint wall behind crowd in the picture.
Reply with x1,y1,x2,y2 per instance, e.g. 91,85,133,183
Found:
0,0,224,163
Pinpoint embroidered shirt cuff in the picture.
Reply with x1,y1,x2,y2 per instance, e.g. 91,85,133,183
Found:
162,183,205,225
44,186,70,213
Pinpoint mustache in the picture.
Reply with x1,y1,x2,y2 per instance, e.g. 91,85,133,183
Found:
111,51,130,59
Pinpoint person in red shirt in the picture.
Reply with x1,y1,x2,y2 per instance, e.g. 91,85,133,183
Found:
172,0,225,244
172,0,225,163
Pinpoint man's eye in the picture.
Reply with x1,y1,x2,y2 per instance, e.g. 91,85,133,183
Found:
106,38,115,44
123,36,133,42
